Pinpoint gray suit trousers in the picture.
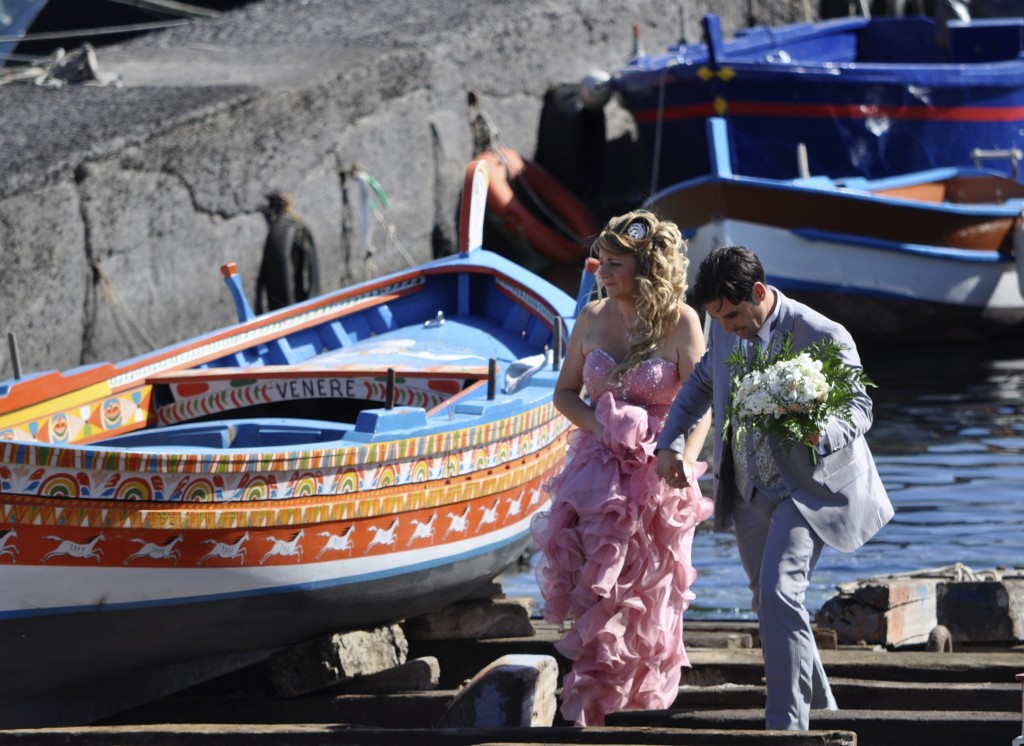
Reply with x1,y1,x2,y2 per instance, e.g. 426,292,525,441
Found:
733,493,838,730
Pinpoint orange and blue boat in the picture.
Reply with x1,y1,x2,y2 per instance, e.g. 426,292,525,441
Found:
0,159,588,727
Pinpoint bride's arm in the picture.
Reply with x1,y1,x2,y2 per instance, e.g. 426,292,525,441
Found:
552,303,602,438
674,304,712,465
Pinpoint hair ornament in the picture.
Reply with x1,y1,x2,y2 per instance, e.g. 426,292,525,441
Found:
624,219,649,241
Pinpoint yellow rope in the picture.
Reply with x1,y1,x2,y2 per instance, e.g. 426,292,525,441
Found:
92,259,158,350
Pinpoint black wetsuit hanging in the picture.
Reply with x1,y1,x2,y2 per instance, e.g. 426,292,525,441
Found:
256,194,321,313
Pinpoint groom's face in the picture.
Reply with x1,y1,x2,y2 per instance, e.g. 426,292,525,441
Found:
705,282,771,340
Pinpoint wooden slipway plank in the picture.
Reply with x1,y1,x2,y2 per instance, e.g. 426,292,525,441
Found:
0,724,857,745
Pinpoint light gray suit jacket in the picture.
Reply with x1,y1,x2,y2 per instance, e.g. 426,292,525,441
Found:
657,288,894,553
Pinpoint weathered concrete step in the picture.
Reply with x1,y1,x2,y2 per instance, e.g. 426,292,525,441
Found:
608,708,1021,746
408,624,763,689
681,649,1024,687
827,677,1019,711
0,724,856,745
111,676,1021,729
671,678,1020,712
681,621,837,650
411,629,1024,689
103,691,455,727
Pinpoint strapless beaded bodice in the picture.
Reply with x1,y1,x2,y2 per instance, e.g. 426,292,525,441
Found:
582,349,680,422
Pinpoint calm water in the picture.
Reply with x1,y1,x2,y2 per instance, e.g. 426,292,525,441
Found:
500,340,1024,621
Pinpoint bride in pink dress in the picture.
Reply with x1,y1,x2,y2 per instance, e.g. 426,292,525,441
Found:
532,210,714,727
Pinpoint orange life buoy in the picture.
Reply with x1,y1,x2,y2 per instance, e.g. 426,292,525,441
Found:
478,148,598,263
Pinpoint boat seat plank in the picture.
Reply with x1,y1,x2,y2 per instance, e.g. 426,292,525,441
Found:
875,182,948,204
106,420,354,449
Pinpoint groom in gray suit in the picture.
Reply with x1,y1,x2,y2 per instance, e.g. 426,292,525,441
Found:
656,246,893,731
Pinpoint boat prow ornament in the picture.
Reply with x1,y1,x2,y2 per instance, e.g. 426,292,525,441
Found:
459,158,490,256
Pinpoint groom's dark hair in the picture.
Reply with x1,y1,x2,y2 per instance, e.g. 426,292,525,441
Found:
692,246,766,309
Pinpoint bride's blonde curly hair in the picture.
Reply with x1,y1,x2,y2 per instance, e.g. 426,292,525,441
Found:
592,209,689,375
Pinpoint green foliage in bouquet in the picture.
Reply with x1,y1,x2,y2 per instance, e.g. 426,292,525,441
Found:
723,332,875,462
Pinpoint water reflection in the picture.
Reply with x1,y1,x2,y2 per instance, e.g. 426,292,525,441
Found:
501,341,1024,621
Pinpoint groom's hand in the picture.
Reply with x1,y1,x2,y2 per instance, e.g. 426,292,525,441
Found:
656,448,690,488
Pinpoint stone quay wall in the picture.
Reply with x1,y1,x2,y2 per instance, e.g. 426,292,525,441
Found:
0,0,808,378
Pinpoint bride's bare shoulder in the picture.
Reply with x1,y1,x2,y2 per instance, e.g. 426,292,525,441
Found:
671,301,702,333
580,298,616,325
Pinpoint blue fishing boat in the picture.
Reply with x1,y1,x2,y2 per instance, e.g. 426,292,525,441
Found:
0,159,590,727
606,13,1024,189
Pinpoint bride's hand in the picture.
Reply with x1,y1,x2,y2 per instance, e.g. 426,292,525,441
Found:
656,449,690,488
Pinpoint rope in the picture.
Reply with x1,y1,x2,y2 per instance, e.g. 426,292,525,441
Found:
904,562,1004,582
341,167,416,275
468,89,499,156
0,18,190,44
104,0,220,19
91,259,158,350
371,208,417,269
837,562,1009,597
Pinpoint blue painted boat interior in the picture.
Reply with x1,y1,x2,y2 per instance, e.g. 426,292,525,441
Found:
103,419,352,450
74,251,575,450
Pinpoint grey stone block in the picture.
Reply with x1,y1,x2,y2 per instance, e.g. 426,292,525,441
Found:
266,624,408,697
437,653,559,728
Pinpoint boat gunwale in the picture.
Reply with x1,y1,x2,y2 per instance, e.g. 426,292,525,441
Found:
617,15,1024,82
660,171,1024,215
649,170,1024,253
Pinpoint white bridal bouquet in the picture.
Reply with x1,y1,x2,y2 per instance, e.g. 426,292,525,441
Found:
723,332,875,463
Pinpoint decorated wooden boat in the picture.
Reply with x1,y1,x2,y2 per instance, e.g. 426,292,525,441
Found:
604,13,1024,189
647,118,1024,346
0,159,586,727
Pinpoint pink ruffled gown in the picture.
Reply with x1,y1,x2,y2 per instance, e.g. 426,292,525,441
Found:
532,349,714,727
